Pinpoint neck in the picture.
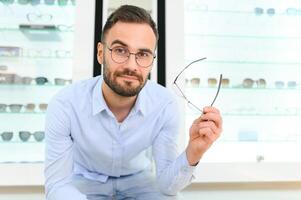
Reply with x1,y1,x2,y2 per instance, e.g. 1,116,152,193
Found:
101,82,137,123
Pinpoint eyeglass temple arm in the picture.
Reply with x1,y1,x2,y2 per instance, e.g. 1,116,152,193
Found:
173,57,207,83
210,74,223,107
174,79,203,113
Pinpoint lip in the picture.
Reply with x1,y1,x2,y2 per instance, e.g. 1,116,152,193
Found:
119,75,139,81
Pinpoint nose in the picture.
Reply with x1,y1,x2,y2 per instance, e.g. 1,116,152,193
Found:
125,53,139,71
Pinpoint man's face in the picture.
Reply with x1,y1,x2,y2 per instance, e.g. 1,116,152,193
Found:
97,22,157,97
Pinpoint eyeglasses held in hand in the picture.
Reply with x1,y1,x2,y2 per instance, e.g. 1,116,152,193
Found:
173,57,222,113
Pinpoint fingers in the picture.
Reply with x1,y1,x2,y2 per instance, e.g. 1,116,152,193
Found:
203,106,220,114
190,106,223,143
198,127,217,143
200,107,223,129
198,121,220,138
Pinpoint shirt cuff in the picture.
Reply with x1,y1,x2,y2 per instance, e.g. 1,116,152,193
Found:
178,151,197,174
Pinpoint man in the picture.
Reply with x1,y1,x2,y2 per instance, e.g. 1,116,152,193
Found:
45,5,222,200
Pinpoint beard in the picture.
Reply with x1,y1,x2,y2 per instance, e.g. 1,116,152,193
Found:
103,60,148,97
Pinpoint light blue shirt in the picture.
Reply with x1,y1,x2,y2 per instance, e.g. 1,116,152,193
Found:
44,76,196,200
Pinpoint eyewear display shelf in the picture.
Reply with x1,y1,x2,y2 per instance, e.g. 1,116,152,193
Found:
0,0,76,186
182,0,301,182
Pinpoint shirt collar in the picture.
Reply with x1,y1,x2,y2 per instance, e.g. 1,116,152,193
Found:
131,82,148,116
92,76,108,116
92,76,149,116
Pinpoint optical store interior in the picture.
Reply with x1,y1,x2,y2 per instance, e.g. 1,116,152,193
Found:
1,0,301,199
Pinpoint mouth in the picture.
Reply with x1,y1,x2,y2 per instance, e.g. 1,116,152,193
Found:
119,75,139,82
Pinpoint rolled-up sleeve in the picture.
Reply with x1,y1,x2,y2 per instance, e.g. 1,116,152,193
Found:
152,100,196,195
44,96,87,200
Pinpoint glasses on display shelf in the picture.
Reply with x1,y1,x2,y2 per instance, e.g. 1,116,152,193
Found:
274,81,299,89
19,131,45,142
25,103,35,112
35,77,49,85
0,103,48,113
241,78,266,88
0,104,7,112
57,24,75,32
21,76,33,85
208,77,230,88
54,78,72,85
30,0,40,5
26,13,53,22
55,50,72,58
254,7,276,16
22,49,73,58
44,0,54,5
173,57,222,113
39,103,48,112
1,132,13,141
58,0,68,6
286,8,301,16
8,104,23,112
0,73,15,84
17,0,29,5
189,77,200,87
0,46,22,57
106,45,156,68
0,0,14,5
23,49,52,58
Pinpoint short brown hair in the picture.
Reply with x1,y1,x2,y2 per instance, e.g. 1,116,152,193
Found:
101,5,158,42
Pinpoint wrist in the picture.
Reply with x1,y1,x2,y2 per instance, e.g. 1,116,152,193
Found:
185,145,202,166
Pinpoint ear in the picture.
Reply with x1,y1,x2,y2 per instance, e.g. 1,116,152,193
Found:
97,42,104,64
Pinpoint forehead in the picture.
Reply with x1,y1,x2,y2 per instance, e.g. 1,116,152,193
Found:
105,22,156,50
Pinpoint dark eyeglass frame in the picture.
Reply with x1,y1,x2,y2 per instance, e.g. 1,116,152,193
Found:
173,57,222,113
19,131,45,142
106,46,156,68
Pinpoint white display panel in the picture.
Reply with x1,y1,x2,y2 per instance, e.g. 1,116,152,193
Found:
178,0,301,181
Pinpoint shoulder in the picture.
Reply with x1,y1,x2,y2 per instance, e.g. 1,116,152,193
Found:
144,80,176,103
49,76,100,105
141,80,178,113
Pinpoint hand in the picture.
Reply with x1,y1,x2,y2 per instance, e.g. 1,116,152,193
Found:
186,106,222,166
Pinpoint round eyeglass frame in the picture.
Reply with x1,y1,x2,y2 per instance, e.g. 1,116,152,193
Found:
106,46,156,68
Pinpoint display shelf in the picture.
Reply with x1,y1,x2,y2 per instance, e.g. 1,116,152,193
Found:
0,27,74,32
185,33,301,40
0,163,44,186
0,112,45,115
0,0,75,175
185,87,301,91
187,112,301,117
0,83,68,87
0,141,45,144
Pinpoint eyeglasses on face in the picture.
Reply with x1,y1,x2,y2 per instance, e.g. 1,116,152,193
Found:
106,45,156,68
173,57,222,113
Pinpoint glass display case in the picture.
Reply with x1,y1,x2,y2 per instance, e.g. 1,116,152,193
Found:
0,0,76,164
180,0,301,181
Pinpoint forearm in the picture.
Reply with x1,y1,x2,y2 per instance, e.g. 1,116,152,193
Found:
156,151,196,195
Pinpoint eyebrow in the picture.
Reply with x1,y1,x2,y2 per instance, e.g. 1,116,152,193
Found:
110,39,154,54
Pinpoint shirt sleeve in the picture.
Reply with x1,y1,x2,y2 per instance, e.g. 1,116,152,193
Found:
44,96,87,200
152,100,197,196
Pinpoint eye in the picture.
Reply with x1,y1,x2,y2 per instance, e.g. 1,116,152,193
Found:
112,47,128,55
137,51,151,58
